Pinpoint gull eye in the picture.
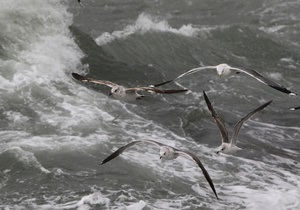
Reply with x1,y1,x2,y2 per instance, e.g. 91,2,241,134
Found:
221,147,225,151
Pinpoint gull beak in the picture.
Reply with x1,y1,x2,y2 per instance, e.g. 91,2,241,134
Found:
215,151,220,154
109,93,113,96
159,156,162,159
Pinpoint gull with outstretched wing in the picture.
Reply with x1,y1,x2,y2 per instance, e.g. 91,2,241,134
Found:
150,63,296,96
72,73,188,101
101,139,219,199
203,90,272,154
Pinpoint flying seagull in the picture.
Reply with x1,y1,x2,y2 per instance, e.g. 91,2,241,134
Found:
78,0,82,7
100,139,219,199
203,90,272,154
149,63,296,96
72,73,188,101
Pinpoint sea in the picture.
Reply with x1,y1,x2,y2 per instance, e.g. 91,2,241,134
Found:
0,0,300,209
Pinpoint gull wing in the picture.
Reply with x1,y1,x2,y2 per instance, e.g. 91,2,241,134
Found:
149,66,216,87
229,67,296,96
125,87,188,94
203,91,229,143
230,100,272,146
72,73,117,88
100,140,164,165
176,150,219,200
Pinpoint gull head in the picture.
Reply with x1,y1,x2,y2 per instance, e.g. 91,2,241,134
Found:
159,147,169,159
216,143,242,154
216,143,228,154
159,147,174,160
110,86,121,96
216,63,231,78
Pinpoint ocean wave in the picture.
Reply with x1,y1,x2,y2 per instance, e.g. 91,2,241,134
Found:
0,0,73,59
0,146,50,173
95,13,204,46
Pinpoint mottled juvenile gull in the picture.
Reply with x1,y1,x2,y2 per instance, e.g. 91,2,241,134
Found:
203,90,272,154
72,73,188,101
101,139,219,199
150,63,296,96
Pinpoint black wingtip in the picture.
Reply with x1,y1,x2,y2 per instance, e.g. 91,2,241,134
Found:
202,90,209,103
265,100,273,106
215,193,219,200
149,79,174,87
71,73,87,81
209,180,219,200
165,89,188,94
269,85,296,96
259,100,272,110
100,158,110,165
100,158,111,165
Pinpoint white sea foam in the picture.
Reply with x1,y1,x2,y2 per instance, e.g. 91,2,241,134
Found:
4,147,50,174
1,1,300,209
118,200,147,210
4,111,30,126
30,192,110,210
259,25,286,34
95,13,202,46
17,188,150,210
0,0,120,147
223,184,300,210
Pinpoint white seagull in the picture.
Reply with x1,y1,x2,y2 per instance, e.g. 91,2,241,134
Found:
72,73,188,101
150,63,296,96
100,139,219,199
203,90,272,154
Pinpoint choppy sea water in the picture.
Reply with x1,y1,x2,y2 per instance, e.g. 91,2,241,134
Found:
1,0,300,209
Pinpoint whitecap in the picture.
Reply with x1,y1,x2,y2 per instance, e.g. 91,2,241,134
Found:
3,146,50,174
34,192,110,210
118,200,147,210
95,13,202,46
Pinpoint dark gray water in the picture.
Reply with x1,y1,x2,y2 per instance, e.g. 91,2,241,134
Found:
1,0,300,209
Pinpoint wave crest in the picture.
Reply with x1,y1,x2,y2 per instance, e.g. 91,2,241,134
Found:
95,13,201,45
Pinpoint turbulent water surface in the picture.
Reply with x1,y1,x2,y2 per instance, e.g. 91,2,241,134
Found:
1,0,300,209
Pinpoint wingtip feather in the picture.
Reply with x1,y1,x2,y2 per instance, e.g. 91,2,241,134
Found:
150,79,174,87
72,72,84,80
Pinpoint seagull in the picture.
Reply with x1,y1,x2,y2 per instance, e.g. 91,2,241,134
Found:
203,90,272,154
72,73,188,101
78,0,82,7
100,139,219,199
289,106,300,111
149,63,296,96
